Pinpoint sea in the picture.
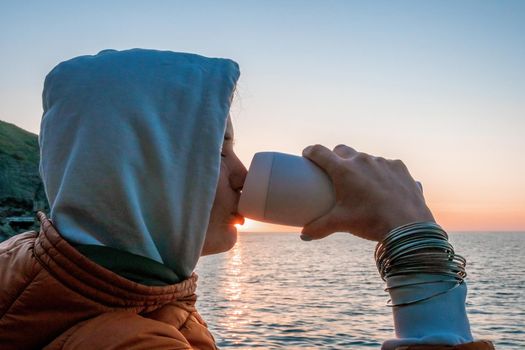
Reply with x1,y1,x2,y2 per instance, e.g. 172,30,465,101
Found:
195,232,525,349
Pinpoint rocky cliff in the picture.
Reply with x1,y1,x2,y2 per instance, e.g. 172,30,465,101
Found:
0,120,49,241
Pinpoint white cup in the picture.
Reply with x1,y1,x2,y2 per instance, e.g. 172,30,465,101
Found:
238,152,336,227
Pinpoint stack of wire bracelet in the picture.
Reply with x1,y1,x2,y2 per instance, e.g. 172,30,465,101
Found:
374,222,467,307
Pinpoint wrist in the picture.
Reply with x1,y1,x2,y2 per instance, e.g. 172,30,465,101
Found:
379,207,435,241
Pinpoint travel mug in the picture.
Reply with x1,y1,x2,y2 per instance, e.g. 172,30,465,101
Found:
238,152,336,227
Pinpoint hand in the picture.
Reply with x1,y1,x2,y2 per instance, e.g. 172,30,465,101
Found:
300,144,435,242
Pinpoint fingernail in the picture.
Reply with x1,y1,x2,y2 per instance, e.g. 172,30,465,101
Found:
300,234,312,241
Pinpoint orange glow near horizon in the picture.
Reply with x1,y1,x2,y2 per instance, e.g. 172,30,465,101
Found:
425,188,525,232
433,206,525,232
236,212,525,234
236,218,300,233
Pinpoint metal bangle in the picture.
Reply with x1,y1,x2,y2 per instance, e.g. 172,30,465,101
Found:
374,222,467,307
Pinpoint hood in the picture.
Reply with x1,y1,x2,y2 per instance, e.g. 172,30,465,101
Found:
39,48,240,279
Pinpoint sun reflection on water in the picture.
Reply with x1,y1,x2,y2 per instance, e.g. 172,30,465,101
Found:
225,242,243,301
221,239,251,338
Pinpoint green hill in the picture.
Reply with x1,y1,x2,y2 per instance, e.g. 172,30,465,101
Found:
0,120,49,240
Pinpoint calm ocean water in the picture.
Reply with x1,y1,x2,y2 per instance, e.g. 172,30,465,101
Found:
195,232,525,349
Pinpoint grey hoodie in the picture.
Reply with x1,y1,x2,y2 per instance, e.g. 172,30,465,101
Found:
39,48,239,279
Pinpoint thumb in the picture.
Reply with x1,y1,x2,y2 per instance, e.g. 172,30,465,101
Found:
300,210,340,241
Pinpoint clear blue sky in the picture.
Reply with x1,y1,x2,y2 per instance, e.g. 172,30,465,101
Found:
1,1,524,230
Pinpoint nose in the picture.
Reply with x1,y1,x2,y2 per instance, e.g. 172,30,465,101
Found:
230,156,247,193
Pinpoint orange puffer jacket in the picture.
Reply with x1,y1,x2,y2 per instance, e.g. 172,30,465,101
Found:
0,213,494,350
0,212,217,349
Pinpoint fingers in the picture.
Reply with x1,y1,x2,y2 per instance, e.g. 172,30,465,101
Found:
302,144,342,176
332,144,358,158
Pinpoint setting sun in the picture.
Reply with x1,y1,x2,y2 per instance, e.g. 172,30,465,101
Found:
235,218,300,233
235,218,257,231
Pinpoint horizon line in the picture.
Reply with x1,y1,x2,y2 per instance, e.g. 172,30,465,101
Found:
239,230,525,234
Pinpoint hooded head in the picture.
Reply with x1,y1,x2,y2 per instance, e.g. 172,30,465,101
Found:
39,48,240,279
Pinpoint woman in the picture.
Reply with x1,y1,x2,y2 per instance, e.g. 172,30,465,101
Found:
0,49,493,349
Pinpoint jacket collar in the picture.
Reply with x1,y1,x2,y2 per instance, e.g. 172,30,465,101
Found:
34,211,198,309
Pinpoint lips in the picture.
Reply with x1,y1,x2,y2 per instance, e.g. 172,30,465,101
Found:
230,212,245,225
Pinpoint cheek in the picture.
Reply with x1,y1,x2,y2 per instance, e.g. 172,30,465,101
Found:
211,168,230,213
208,161,232,225
202,164,237,255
